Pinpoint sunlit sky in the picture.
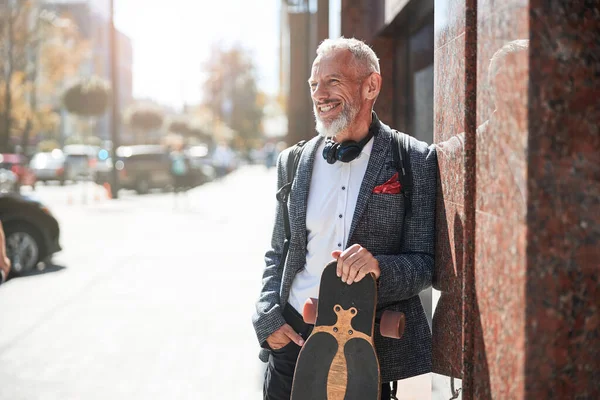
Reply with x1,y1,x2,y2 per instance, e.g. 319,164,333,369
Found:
114,0,280,110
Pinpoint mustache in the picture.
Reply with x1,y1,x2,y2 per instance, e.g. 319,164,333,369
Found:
314,100,339,106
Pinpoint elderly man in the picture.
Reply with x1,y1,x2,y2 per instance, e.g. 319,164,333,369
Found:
253,37,437,400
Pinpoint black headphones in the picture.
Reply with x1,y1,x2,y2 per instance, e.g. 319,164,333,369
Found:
322,129,375,164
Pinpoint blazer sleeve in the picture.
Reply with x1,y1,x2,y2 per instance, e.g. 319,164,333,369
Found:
252,150,289,347
375,141,438,305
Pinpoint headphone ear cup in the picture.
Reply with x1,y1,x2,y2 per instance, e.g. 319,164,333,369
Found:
337,141,361,162
329,142,340,164
323,141,338,164
321,128,375,164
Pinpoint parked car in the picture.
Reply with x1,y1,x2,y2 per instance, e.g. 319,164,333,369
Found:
0,193,61,276
116,145,173,194
0,153,36,191
0,168,18,193
63,145,98,182
29,150,66,185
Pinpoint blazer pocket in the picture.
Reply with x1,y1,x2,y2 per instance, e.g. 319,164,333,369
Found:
367,193,405,239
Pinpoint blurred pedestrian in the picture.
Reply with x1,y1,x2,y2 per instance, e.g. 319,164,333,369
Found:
263,142,277,169
0,221,11,285
212,142,235,179
253,37,437,400
170,143,190,210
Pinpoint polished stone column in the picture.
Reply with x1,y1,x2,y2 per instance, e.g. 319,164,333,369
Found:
432,0,468,395
433,0,599,398
526,1,600,398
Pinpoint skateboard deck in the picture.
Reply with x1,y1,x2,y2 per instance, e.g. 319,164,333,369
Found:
291,260,380,400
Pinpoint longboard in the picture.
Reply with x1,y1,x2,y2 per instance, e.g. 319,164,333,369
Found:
291,260,380,400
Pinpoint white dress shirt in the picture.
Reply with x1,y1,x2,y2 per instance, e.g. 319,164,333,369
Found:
288,137,374,314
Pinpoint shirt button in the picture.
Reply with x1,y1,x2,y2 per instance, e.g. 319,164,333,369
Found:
337,243,342,247
342,186,346,190
339,214,342,218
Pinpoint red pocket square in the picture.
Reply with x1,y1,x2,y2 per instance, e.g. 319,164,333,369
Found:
373,172,401,194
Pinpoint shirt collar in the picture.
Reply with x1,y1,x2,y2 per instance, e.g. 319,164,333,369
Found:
360,135,374,158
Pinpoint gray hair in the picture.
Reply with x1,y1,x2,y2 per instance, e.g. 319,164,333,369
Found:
487,39,529,105
316,37,380,76
488,39,529,84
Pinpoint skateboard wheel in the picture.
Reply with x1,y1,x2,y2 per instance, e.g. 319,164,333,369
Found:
380,311,406,339
303,297,318,324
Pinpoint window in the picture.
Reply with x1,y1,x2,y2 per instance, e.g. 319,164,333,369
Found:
408,19,434,144
392,11,434,144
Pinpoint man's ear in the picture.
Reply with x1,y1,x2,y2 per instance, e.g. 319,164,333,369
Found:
363,73,382,101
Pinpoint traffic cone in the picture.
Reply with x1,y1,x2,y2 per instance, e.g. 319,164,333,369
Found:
103,182,112,199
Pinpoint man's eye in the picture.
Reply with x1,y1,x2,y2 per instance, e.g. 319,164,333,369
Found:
329,79,339,85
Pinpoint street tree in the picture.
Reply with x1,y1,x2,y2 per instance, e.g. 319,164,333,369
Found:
124,102,165,144
0,1,89,153
22,8,89,149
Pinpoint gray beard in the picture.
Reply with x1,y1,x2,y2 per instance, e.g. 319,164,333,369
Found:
314,103,357,138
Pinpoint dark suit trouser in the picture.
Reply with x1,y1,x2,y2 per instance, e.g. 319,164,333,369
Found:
263,305,393,400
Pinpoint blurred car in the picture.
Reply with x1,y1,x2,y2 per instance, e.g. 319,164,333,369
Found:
115,145,172,194
0,168,17,193
186,144,216,185
0,153,36,191
63,144,98,182
29,150,66,185
0,192,61,276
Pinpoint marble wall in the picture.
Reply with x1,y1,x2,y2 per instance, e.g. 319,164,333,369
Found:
432,0,467,395
434,0,599,398
526,1,599,397
371,37,396,125
474,1,529,397
341,0,377,43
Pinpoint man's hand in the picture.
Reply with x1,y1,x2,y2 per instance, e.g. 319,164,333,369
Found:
0,256,10,283
266,323,304,350
332,244,380,285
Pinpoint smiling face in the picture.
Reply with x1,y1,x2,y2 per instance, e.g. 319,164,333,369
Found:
309,50,369,138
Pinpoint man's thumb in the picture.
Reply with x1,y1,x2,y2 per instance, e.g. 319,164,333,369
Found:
331,250,342,259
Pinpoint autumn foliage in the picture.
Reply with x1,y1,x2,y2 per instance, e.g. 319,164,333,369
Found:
0,0,90,152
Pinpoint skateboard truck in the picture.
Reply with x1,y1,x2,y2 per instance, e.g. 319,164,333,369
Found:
303,298,406,340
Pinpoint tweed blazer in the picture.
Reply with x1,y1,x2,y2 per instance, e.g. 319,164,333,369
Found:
252,117,437,382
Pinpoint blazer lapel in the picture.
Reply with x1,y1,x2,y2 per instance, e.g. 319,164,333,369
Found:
347,125,392,245
289,136,323,249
